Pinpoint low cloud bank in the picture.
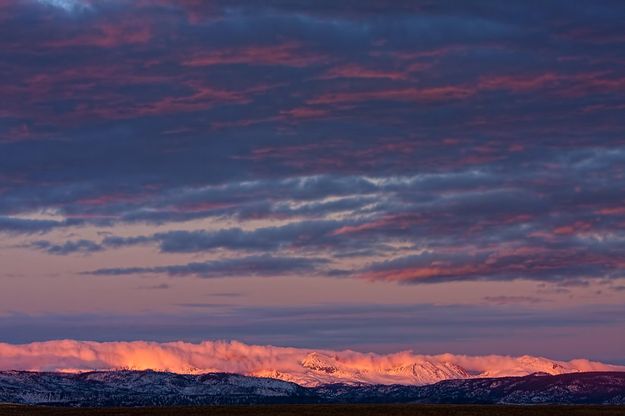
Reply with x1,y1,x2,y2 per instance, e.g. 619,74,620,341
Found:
0,340,623,386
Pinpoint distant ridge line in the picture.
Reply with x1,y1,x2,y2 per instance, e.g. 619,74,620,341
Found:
1,370,624,406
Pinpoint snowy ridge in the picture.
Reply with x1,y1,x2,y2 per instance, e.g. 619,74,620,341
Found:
250,351,608,387
0,370,309,406
251,352,472,386
1,370,624,406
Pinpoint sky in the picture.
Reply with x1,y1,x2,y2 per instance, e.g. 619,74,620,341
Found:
0,0,624,364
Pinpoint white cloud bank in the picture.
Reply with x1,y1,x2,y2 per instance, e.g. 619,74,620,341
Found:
0,340,623,386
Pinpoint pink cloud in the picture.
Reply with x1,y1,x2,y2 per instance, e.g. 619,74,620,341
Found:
0,340,622,386
320,64,408,81
183,42,327,68
307,85,474,105
45,20,152,48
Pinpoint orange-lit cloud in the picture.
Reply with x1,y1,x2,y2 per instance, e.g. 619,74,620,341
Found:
0,340,622,386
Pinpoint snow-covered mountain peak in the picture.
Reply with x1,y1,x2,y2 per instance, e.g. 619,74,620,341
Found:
300,352,340,374
477,355,581,378
273,351,472,386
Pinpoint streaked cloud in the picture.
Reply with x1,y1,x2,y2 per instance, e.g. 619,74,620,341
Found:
86,255,328,278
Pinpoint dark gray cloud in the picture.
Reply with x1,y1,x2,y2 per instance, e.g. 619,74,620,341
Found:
86,255,327,278
0,216,80,234
103,219,375,253
31,239,103,255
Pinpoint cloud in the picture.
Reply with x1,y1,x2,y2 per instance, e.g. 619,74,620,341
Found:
355,248,625,284
86,255,328,278
483,296,545,305
102,219,375,254
1,0,625,291
182,42,326,68
0,216,79,234
36,0,91,12
0,339,622,386
31,239,103,255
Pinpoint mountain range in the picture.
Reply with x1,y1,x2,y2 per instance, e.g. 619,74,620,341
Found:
1,370,624,406
253,351,590,386
4,340,623,387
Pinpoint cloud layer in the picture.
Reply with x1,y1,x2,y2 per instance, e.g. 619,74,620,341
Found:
1,339,623,386
1,0,625,286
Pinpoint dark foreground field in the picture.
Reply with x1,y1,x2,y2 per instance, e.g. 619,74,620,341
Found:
1,404,625,416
